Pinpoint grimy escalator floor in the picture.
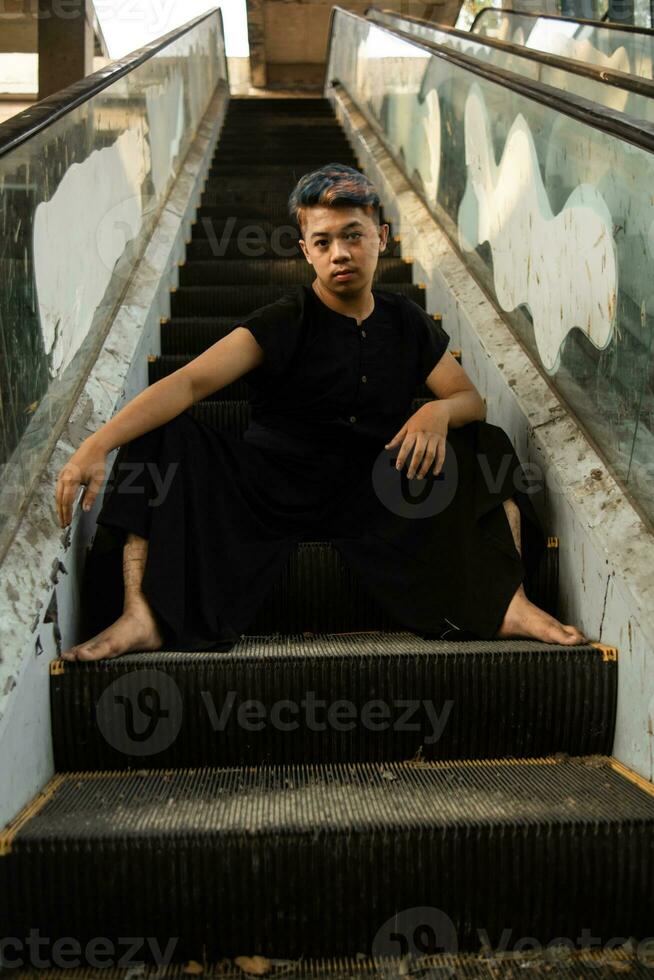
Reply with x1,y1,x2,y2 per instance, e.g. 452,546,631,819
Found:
2,97,652,977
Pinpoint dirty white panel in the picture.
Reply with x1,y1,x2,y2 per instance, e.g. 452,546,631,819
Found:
146,74,185,200
458,85,618,375
33,127,149,380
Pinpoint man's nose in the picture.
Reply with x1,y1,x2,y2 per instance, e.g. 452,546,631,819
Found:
330,239,351,261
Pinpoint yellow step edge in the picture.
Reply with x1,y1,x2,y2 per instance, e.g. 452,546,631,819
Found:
160,317,170,326
4,758,650,858
610,758,654,796
0,773,67,857
589,641,618,662
547,536,559,548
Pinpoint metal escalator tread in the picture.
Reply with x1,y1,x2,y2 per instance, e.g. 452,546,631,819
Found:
160,317,259,354
50,634,616,771
207,159,360,171
2,953,652,979
3,758,652,960
179,257,412,287
170,283,425,317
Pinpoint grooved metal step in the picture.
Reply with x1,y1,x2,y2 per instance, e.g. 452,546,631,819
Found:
2,952,652,978
50,634,616,771
170,283,425,317
2,758,651,964
209,157,360,171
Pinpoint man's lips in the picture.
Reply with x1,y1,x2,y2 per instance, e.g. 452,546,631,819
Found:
333,269,355,278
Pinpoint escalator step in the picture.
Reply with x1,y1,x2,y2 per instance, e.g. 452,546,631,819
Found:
50,633,616,771
185,237,299,260
170,283,425,317
192,216,296,237
194,202,340,221
161,317,255,353
179,257,413,286
209,155,360,169
0,952,650,978
3,758,649,961
216,134,351,146
209,163,344,176
203,176,313,192
200,189,304,207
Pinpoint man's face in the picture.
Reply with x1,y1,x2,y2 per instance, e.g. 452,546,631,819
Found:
298,205,389,294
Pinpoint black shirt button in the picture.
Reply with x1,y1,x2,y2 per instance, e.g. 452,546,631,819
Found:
361,330,366,338
349,415,357,423
361,375,367,383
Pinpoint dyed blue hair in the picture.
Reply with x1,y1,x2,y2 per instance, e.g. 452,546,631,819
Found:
288,162,381,235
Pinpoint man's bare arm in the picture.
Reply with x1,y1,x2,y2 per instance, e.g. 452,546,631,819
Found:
91,326,264,453
424,351,486,428
55,327,264,526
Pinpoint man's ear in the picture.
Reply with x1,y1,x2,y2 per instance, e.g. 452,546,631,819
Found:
379,223,390,251
299,239,312,265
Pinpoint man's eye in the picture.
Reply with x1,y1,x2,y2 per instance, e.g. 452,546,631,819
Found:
347,233,362,240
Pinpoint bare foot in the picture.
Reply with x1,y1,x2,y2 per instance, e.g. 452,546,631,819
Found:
495,583,588,646
60,601,165,662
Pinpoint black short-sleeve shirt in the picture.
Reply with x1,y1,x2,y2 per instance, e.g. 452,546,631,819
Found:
234,283,450,453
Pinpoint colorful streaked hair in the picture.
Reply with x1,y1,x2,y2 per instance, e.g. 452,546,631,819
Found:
288,163,381,236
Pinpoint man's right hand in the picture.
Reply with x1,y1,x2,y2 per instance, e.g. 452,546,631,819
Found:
55,438,108,528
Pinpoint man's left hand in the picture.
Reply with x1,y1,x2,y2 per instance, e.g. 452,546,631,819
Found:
385,401,450,480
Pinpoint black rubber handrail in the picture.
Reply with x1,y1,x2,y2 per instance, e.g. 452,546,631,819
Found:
325,6,654,153
470,5,654,37
366,6,654,97
0,7,226,161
